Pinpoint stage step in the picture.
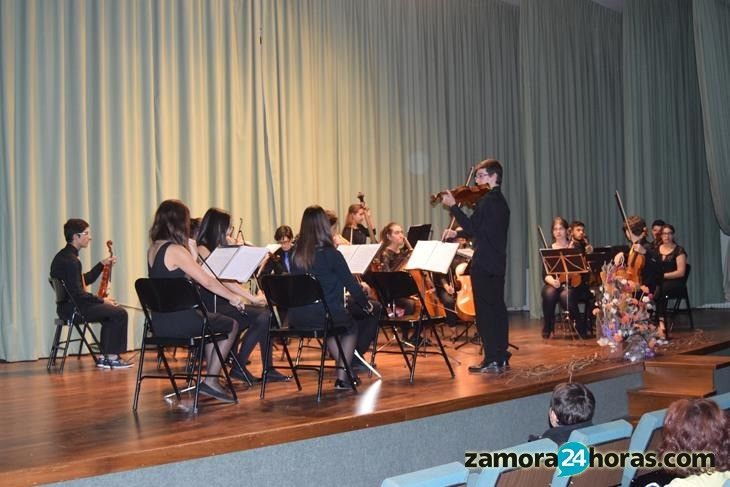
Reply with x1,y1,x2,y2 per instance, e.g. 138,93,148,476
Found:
627,354,730,419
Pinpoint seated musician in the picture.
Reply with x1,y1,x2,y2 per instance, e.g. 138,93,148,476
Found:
650,219,666,249
196,208,289,383
50,219,132,369
568,220,596,335
342,203,377,245
433,228,471,326
375,222,411,273
654,224,688,327
260,225,295,275
613,215,664,336
327,209,378,364
541,217,572,339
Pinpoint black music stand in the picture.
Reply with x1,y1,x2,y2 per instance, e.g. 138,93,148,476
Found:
407,224,432,248
539,247,590,339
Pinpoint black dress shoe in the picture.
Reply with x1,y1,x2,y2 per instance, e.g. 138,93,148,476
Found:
469,361,506,374
334,378,358,390
265,369,292,383
231,366,261,384
198,382,236,403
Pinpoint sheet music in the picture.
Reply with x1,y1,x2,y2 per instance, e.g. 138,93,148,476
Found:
404,240,459,274
265,243,281,254
337,244,381,274
456,248,474,260
204,245,269,282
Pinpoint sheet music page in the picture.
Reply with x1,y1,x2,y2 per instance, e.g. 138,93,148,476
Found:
338,244,380,274
456,248,474,260
265,243,281,254
404,241,458,274
217,246,269,282
203,246,238,277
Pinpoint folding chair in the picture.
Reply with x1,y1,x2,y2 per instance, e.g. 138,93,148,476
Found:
47,277,101,372
368,271,455,383
661,264,695,331
133,278,237,413
259,273,358,401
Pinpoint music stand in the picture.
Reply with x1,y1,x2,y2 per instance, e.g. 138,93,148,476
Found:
407,224,432,249
539,247,590,339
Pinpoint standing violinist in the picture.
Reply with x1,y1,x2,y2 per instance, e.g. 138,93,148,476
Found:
442,159,510,375
50,219,132,369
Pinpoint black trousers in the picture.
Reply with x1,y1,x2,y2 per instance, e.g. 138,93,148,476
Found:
80,302,128,355
471,273,508,363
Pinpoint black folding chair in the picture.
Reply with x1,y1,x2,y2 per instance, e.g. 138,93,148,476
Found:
133,278,237,413
661,263,695,331
368,271,455,383
47,277,101,372
259,274,357,401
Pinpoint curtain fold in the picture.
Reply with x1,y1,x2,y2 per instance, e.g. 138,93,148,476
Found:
520,0,624,317
623,0,723,305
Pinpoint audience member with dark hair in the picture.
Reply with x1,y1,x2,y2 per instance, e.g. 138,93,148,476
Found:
529,382,595,444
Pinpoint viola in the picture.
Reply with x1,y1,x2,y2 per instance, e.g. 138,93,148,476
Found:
97,240,113,298
430,183,491,208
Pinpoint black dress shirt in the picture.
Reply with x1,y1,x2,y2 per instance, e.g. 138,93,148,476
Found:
50,244,104,312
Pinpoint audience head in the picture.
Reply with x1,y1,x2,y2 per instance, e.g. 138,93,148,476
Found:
549,382,595,427
274,225,294,252
623,215,647,239
476,158,503,186
149,199,190,246
660,398,729,477
551,217,570,242
293,206,334,270
63,218,90,245
196,208,231,251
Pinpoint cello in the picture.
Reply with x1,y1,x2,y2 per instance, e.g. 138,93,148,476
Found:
614,191,645,284
97,240,113,298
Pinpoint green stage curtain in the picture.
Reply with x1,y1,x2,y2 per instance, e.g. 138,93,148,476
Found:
623,0,723,305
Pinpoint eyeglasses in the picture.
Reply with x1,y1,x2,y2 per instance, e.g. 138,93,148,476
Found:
77,231,90,237
661,232,674,235
278,238,292,244
475,172,489,179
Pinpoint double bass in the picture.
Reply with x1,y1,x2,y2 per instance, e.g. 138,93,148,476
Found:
356,192,378,243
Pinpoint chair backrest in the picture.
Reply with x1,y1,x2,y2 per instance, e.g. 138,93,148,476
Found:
710,391,730,410
135,278,203,315
48,277,73,306
260,274,327,310
381,461,469,487
552,419,634,487
620,409,667,487
470,438,558,487
369,271,420,303
683,263,691,283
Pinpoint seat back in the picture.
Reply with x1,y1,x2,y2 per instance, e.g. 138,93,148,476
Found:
381,461,469,487
48,277,70,305
135,278,204,328
369,271,420,303
552,419,633,487
48,277,86,321
470,438,558,487
710,391,730,410
620,409,667,487
260,273,327,310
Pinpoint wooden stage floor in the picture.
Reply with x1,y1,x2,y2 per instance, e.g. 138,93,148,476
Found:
1,310,729,486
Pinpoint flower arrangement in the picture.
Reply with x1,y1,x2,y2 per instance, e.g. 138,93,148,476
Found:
594,262,658,360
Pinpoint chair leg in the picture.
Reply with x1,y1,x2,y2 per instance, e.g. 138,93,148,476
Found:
432,323,455,378
409,322,423,384
211,337,238,404
133,340,150,412
316,337,327,402
280,338,302,391
392,326,413,373
59,322,76,373
260,331,273,399
684,295,695,329
47,322,64,371
192,336,207,414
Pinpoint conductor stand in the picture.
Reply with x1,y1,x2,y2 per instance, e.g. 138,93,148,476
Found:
539,247,590,340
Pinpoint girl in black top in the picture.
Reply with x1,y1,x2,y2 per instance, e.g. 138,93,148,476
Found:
290,206,373,389
655,224,688,326
147,200,241,402
196,208,288,383
342,203,377,245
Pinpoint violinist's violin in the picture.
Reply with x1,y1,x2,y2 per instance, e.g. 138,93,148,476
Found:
97,240,113,298
430,183,490,208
